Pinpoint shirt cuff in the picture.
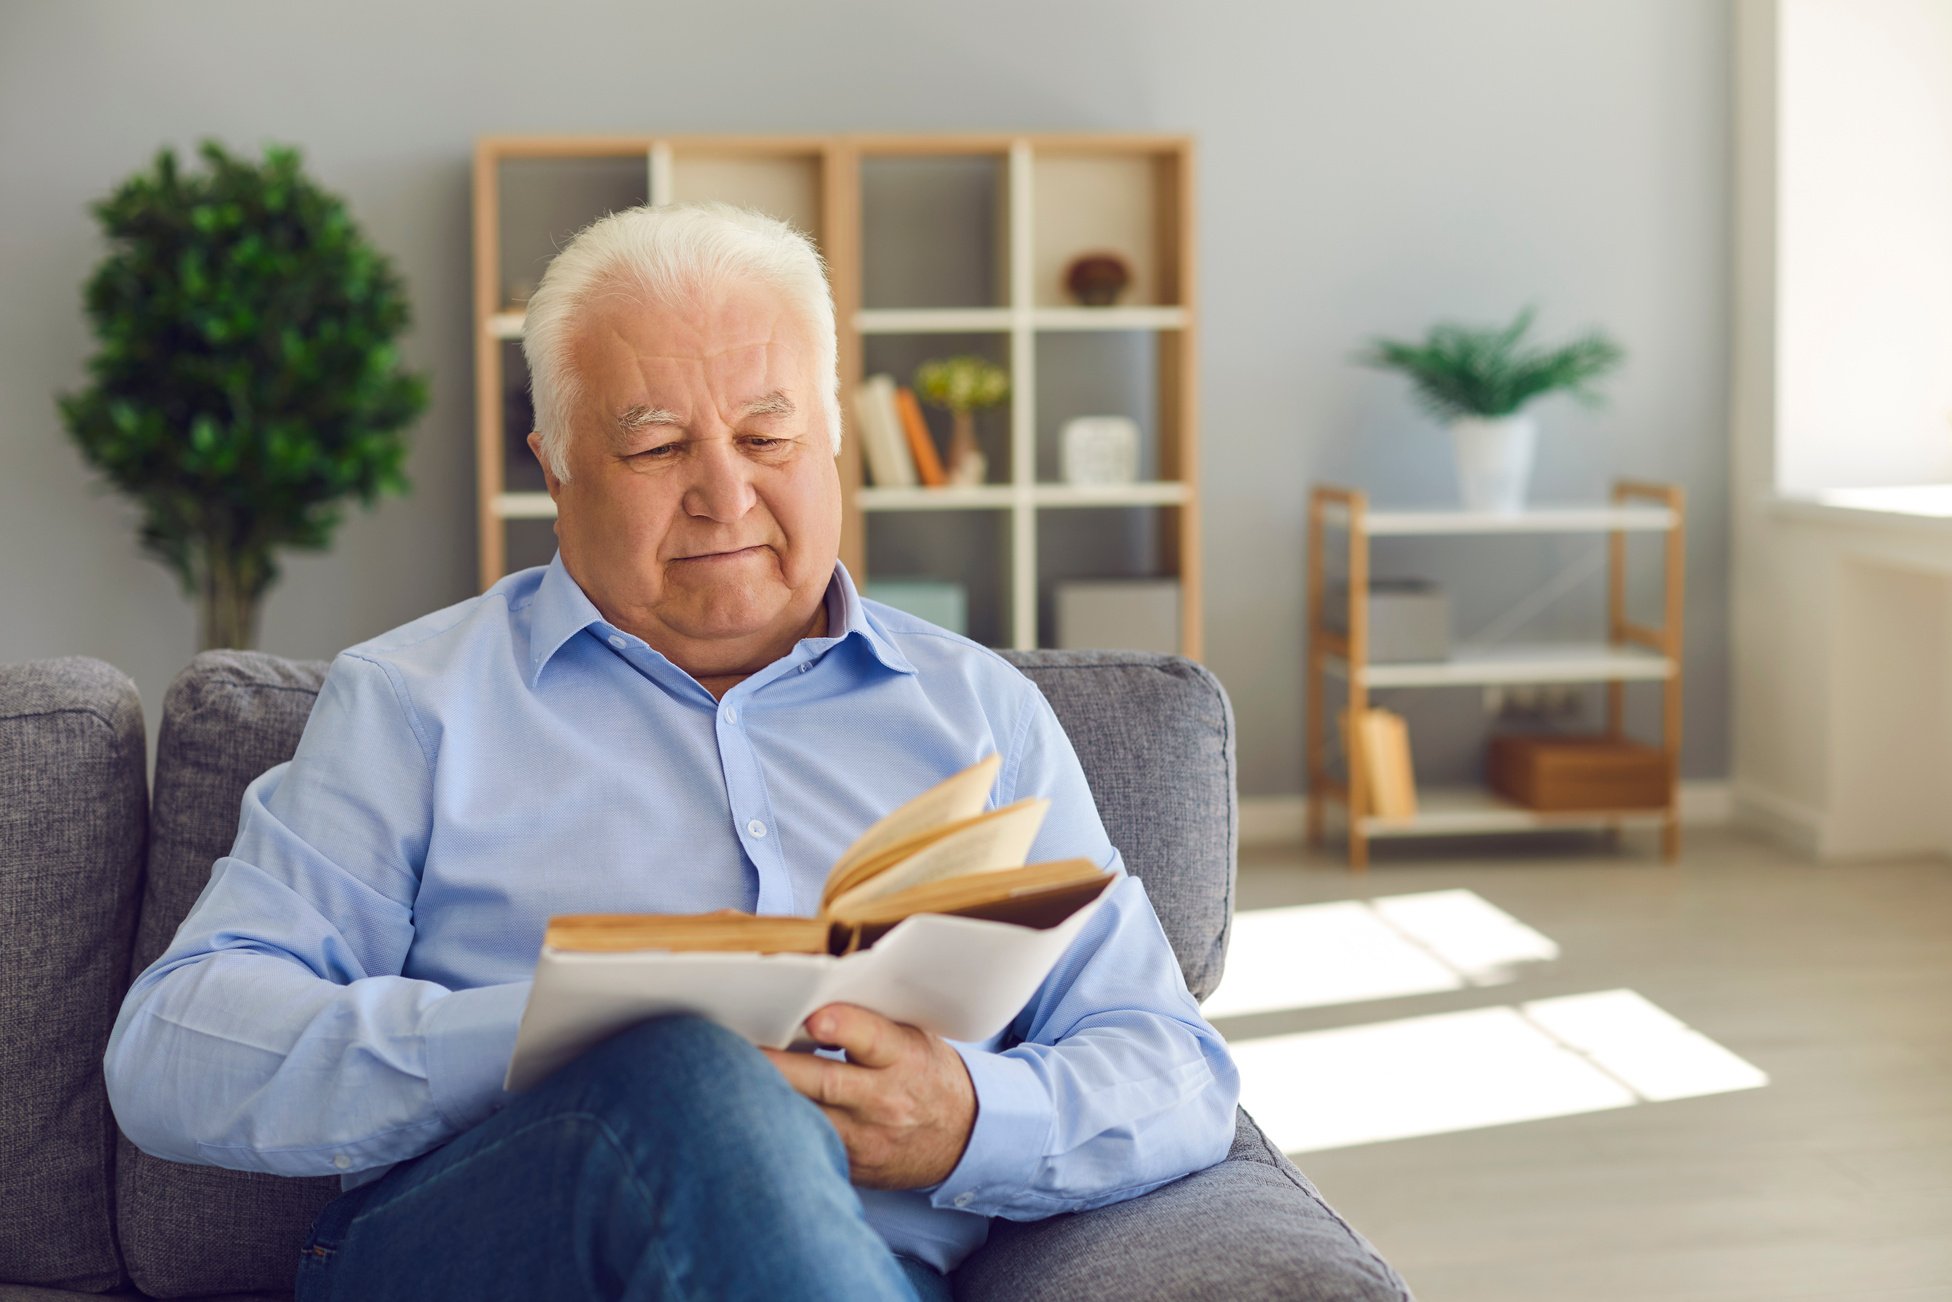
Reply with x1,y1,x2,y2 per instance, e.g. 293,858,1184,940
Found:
930,1044,1052,1214
422,980,533,1132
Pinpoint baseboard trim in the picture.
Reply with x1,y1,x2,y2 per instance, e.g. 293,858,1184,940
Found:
1731,781,1825,859
1240,781,1736,850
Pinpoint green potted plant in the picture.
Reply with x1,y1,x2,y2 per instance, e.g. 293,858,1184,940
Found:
60,141,428,650
914,355,1009,486
1360,307,1623,513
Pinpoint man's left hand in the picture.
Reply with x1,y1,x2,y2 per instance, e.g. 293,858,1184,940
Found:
759,1002,976,1190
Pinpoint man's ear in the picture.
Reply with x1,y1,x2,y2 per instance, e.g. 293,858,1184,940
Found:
526,431,563,501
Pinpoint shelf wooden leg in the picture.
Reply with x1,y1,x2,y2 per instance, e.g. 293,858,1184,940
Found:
1350,825,1370,872
1662,815,1681,862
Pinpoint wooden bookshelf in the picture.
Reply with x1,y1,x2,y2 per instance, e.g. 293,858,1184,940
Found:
472,133,1200,657
1305,481,1686,870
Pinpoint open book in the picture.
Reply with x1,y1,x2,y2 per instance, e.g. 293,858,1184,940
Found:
505,755,1116,1092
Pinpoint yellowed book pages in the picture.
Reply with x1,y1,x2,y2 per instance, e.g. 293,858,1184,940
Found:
824,796,1050,917
545,913,831,955
825,753,999,888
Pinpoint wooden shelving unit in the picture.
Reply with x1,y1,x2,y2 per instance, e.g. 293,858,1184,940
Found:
1305,481,1686,870
471,133,1200,658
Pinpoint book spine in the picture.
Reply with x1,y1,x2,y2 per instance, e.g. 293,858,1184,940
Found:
853,375,917,488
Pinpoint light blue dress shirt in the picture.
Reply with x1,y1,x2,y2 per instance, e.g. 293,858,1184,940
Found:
103,555,1240,1273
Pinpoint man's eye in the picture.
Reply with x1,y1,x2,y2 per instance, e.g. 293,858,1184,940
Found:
633,444,680,459
745,437,784,450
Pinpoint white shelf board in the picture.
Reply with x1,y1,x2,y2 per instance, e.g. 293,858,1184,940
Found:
856,485,1017,511
486,311,525,340
1324,643,1673,687
492,492,556,519
1359,786,1671,838
854,308,1013,334
1033,481,1190,507
1319,501,1676,535
1032,306,1187,331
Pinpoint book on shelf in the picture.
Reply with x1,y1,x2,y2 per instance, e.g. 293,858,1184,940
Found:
504,754,1116,1091
850,374,917,488
1339,706,1418,818
894,386,948,487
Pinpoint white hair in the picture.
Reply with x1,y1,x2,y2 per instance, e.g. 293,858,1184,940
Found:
522,201,840,481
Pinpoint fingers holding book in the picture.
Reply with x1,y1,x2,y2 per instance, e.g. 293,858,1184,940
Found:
759,1001,976,1190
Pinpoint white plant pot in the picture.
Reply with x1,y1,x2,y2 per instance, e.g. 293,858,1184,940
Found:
1449,414,1537,514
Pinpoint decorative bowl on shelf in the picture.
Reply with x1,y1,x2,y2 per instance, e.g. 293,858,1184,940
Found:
1063,252,1132,307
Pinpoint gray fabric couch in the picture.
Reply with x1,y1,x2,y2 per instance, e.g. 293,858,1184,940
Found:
0,650,1409,1301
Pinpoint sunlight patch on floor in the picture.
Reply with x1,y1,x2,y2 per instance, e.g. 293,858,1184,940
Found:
1227,989,1769,1154
1202,890,1559,1019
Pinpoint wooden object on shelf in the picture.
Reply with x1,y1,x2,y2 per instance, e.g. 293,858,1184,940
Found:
1338,707,1418,818
1486,734,1671,811
1305,481,1685,870
471,133,1200,658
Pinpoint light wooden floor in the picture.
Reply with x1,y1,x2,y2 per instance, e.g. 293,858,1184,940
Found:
1226,828,1952,1302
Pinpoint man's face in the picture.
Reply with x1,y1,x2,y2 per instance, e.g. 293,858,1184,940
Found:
531,279,842,679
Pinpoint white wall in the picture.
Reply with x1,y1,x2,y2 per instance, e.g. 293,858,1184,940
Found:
0,0,1732,795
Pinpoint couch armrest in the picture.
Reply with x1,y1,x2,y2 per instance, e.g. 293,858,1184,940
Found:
952,1108,1412,1301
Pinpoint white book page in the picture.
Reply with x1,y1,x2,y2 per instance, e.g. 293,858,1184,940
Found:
829,753,999,885
799,895,1108,1043
826,797,1049,917
503,887,1110,1093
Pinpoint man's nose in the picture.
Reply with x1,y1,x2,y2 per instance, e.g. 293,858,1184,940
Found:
681,439,757,521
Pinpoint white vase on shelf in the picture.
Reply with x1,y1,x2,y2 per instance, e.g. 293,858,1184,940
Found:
1448,414,1537,514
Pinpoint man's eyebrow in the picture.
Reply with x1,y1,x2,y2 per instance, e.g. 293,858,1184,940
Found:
616,404,683,434
740,390,795,418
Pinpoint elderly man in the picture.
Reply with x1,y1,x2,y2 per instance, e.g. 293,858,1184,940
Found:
103,203,1241,1301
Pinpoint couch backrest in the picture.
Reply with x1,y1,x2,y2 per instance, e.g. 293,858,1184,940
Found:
115,646,1239,1298
0,658,146,1294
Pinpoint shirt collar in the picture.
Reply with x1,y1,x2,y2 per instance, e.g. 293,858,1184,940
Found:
526,553,915,687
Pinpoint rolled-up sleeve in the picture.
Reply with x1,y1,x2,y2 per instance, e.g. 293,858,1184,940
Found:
103,652,529,1178
929,681,1240,1220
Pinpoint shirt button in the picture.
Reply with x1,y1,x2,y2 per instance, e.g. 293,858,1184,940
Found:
747,819,767,839
723,706,739,725
953,1192,974,1208
332,1154,351,1171
607,635,626,650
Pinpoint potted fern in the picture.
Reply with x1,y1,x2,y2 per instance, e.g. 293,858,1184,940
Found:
1361,308,1623,513
59,141,427,649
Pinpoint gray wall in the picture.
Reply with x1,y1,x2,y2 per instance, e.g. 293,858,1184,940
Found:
0,0,1730,794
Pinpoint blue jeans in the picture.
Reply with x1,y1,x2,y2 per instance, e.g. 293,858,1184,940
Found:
295,1014,950,1301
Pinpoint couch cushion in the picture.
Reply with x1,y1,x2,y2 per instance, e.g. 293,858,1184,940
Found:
116,652,335,1300
1001,651,1236,1001
0,658,146,1293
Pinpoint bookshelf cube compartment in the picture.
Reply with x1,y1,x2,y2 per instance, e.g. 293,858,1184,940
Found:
865,509,1010,648
1035,331,1165,485
1031,149,1184,309
860,154,1011,310
862,332,1012,487
665,149,825,243
495,154,649,310
1035,506,1173,652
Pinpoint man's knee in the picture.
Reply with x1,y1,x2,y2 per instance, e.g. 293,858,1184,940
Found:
522,1014,845,1176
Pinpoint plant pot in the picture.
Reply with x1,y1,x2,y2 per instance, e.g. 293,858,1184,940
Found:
1448,414,1537,513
